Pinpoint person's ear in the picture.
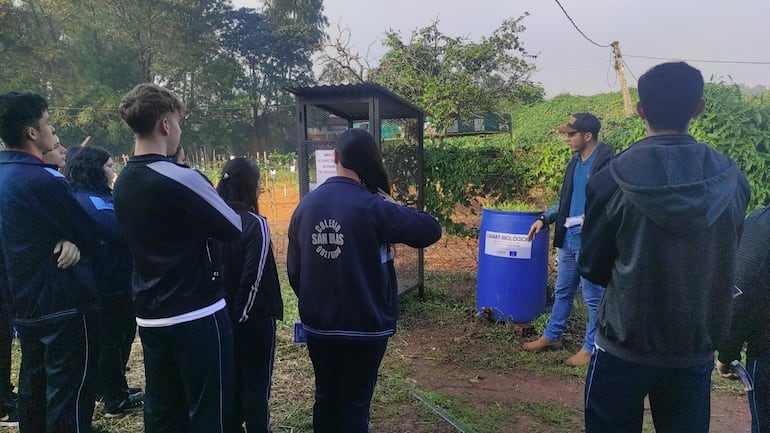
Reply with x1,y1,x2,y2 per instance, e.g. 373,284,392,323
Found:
636,101,646,120
692,98,706,119
333,149,340,164
23,124,40,141
584,131,593,142
159,118,170,136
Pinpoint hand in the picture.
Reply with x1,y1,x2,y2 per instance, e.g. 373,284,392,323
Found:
378,188,397,204
715,360,738,380
53,240,81,269
527,219,544,241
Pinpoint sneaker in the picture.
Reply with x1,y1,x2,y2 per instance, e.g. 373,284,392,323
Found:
0,410,18,427
128,387,143,398
103,393,143,418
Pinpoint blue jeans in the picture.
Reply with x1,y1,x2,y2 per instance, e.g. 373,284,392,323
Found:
585,348,713,433
747,353,769,433
544,235,605,352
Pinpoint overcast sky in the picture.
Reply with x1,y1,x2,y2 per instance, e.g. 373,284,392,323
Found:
233,0,770,97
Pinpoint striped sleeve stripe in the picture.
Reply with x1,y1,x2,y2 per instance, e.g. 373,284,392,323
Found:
147,161,242,231
239,212,270,322
302,325,395,339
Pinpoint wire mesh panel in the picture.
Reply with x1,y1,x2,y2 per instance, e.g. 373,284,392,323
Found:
299,107,342,192
298,122,422,293
289,84,427,296
383,138,422,294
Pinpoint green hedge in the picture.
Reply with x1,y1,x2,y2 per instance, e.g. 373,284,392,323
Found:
384,83,770,236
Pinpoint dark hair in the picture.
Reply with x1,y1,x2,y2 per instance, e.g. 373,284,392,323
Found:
217,158,261,213
65,146,112,193
119,83,186,136
65,145,84,166
0,92,49,149
638,62,704,132
336,128,390,194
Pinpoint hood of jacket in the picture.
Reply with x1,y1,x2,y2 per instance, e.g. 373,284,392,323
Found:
609,134,741,231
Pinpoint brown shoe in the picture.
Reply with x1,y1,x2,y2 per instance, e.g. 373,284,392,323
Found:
522,336,562,352
564,349,592,367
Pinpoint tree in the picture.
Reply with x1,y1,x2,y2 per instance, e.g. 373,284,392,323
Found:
0,0,239,156
371,15,543,143
317,21,369,84
738,83,769,96
0,0,134,151
221,1,327,154
0,0,326,157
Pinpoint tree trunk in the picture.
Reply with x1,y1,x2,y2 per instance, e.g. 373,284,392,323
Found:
252,112,272,155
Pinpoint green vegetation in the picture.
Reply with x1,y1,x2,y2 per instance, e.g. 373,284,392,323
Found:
195,152,297,186
0,0,325,156
371,16,542,143
692,84,770,210
2,3,761,430
383,83,769,238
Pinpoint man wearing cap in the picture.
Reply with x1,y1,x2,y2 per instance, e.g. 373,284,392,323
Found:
522,113,614,367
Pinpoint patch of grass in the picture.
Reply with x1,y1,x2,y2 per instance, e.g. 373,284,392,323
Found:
412,390,492,432
514,401,582,431
405,389,587,433
402,270,590,377
531,311,550,335
270,273,314,433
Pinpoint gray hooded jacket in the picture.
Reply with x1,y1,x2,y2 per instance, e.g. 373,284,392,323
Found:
579,134,750,367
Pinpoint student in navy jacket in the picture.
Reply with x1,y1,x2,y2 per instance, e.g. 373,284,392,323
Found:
113,84,242,433
214,158,283,433
41,137,68,169
288,128,441,433
65,146,144,417
0,92,103,432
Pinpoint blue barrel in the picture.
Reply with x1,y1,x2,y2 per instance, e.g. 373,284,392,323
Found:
477,209,549,323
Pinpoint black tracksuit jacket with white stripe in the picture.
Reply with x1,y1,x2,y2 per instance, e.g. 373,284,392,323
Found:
113,154,242,320
214,204,283,323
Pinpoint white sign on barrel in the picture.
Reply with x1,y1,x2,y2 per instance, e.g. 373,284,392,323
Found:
484,230,532,259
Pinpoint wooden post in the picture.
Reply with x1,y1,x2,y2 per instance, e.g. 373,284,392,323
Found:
612,41,633,116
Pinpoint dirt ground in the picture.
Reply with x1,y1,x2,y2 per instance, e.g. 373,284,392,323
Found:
395,313,751,432
260,183,753,433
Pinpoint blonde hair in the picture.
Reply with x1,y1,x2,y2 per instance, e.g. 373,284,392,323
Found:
119,83,186,136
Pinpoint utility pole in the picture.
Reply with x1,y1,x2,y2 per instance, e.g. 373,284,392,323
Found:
612,41,633,116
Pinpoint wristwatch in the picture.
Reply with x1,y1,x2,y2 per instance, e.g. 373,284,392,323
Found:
538,215,547,224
